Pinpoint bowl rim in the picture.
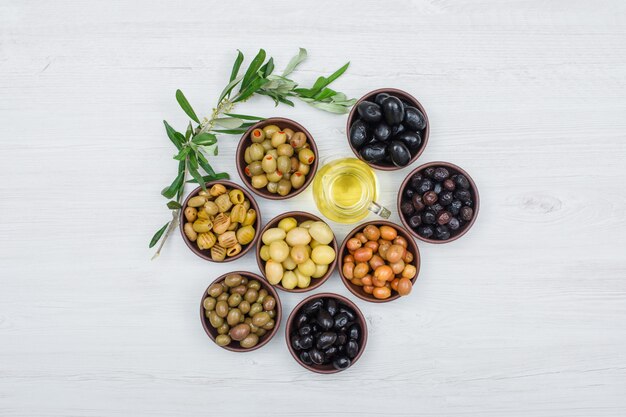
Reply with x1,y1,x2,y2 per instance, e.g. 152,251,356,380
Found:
179,180,262,262
236,117,319,200
285,292,368,374
397,161,480,244
346,87,430,171
256,211,338,293
200,271,282,352
337,220,421,303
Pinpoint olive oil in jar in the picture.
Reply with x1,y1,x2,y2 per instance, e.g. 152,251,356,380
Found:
312,158,390,223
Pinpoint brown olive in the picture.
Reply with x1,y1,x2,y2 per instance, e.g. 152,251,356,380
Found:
217,292,229,302
248,280,261,290
364,240,379,252
208,311,223,328
244,288,258,303
239,333,259,348
257,289,268,304
346,238,362,251
252,312,270,327
227,309,242,326
232,285,247,295
374,265,394,282
229,323,251,341
390,259,405,275
343,262,355,279
353,262,370,279
255,328,267,337
379,225,398,241
369,254,385,271
373,286,391,299
249,302,263,316
262,319,275,330
397,277,412,296
216,323,229,335
354,247,373,263
267,309,276,319
344,254,355,264
386,244,405,264
262,296,276,311
355,233,368,244
363,225,381,241
393,236,408,248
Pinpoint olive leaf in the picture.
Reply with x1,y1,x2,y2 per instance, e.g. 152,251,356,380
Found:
230,50,244,82
167,201,182,209
187,172,230,184
224,113,265,121
163,120,184,150
149,222,170,248
214,117,244,129
282,48,307,76
191,133,217,146
240,49,266,91
173,146,191,161
175,89,200,124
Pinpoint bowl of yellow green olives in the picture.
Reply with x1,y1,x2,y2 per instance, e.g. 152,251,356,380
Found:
180,180,261,262
201,271,282,352
256,212,338,293
236,117,318,200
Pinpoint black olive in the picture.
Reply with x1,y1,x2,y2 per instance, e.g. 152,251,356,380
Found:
299,350,312,365
400,200,414,216
335,333,347,346
316,332,337,350
373,122,392,142
454,190,472,205
388,140,411,167
435,225,451,240
417,179,434,194
291,333,302,350
294,313,308,329
434,183,442,194
348,324,360,340
326,299,338,317
324,345,339,358
309,349,325,365
409,172,423,189
303,299,323,315
311,323,320,333
338,306,355,321
391,123,405,136
374,92,390,106
422,210,436,224
394,131,422,153
346,340,359,358
356,100,382,123
423,167,436,178
443,179,456,191
460,206,474,221
381,96,405,125
412,194,425,211
454,174,470,189
404,188,415,199
433,167,450,181
437,211,452,225
403,106,427,130
408,215,421,229
299,334,314,350
448,217,460,230
422,191,438,206
349,119,369,149
333,312,350,329
418,225,434,238
360,142,387,163
298,323,313,336
431,203,444,214
439,191,453,206
317,309,334,330
449,200,462,215
332,356,351,370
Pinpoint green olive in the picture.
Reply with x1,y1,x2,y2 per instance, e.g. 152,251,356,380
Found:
283,128,295,140
203,297,216,311
277,179,292,196
244,147,252,164
262,124,280,138
227,308,242,326
277,155,291,174
267,181,278,193
208,311,223,328
290,157,299,173
266,170,283,183
250,128,265,143
227,293,242,307
232,284,247,295
224,274,244,287
298,148,315,165
290,132,307,149
215,300,229,318
249,302,263,316
246,318,259,333
229,323,251,341
247,161,264,176
252,311,270,327
263,296,276,311
240,333,259,349
267,309,276,319
257,289,268,303
291,172,306,189
261,155,277,174
207,283,223,298
217,292,229,301
266,149,278,160
215,334,231,346
251,175,268,189
248,280,261,290
244,288,258,303
249,143,265,161
260,139,273,152
255,328,267,337
297,161,310,175
216,323,229,335
277,144,294,157
238,300,250,314
271,131,287,147
262,319,275,330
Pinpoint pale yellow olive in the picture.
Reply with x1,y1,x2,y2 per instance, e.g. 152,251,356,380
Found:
277,217,297,232
244,147,252,164
192,219,213,233
259,245,271,261
282,256,297,271
308,221,334,245
262,124,280,139
281,270,298,289
295,269,311,288
262,227,286,245
269,240,290,263
299,220,314,229
188,195,207,207
277,143,294,157
184,222,198,241
184,207,197,222
290,172,306,189
290,245,310,264
261,155,277,174
265,259,284,285
286,227,311,246
204,201,219,216
311,245,336,265
297,161,310,175
251,175,268,189
297,258,316,277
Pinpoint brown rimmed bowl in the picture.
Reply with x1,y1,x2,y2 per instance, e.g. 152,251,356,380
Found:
200,271,282,352
179,180,262,262
236,117,319,200
338,220,421,303
256,211,338,293
346,88,430,171
285,292,367,374
398,161,479,244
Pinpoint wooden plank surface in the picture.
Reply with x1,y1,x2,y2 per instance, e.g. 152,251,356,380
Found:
1,0,625,415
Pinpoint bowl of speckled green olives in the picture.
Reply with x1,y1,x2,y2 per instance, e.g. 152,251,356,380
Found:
201,271,282,352
236,117,319,200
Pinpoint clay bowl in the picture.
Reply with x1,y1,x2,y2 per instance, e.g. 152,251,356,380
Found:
236,117,319,200
398,161,479,244
200,271,282,352
179,180,262,262
285,292,367,374
346,88,429,171
256,211,338,293
338,220,421,303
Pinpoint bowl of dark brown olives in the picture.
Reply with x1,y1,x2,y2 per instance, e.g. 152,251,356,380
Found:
347,88,429,170
398,161,479,243
286,293,367,373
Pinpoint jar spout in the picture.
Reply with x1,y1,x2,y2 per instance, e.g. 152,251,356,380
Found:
367,201,391,219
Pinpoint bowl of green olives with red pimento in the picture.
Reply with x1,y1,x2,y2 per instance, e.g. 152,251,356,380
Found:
347,88,429,170
398,161,479,243
201,271,282,352
237,117,318,200
286,293,367,373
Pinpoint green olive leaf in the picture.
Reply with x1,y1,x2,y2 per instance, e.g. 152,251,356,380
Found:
230,50,244,82
224,113,265,121
185,122,193,141
191,133,217,146
213,128,248,135
175,89,200,124
161,170,185,199
234,77,270,103
173,146,191,161
282,48,307,76
196,151,216,176
214,117,244,129
149,222,170,248
163,120,184,150
260,57,274,77
240,49,266,91
188,162,206,191
218,74,244,104
167,201,182,209
186,172,229,184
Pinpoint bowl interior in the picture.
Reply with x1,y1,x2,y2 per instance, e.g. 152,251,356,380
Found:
346,88,430,171
256,211,338,293
200,271,282,352
338,220,420,303
285,292,367,373
398,161,479,244
236,118,319,200
179,180,261,262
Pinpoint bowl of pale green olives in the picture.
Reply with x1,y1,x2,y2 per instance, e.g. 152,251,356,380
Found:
236,117,318,200
201,271,282,352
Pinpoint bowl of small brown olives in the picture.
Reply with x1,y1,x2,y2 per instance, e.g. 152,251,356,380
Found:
236,117,318,199
286,293,367,373
347,88,429,170
398,161,479,243
179,180,261,262
338,221,420,303
257,211,338,293
201,271,282,352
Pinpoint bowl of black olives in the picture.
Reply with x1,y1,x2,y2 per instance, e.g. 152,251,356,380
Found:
286,293,367,374
398,161,479,243
347,88,429,170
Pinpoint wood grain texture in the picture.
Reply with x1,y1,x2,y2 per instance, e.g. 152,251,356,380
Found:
1,0,626,415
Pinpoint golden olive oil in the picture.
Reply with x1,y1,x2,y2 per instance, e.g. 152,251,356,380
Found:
313,158,388,223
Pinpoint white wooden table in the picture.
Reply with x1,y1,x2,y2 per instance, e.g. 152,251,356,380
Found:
2,1,626,415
